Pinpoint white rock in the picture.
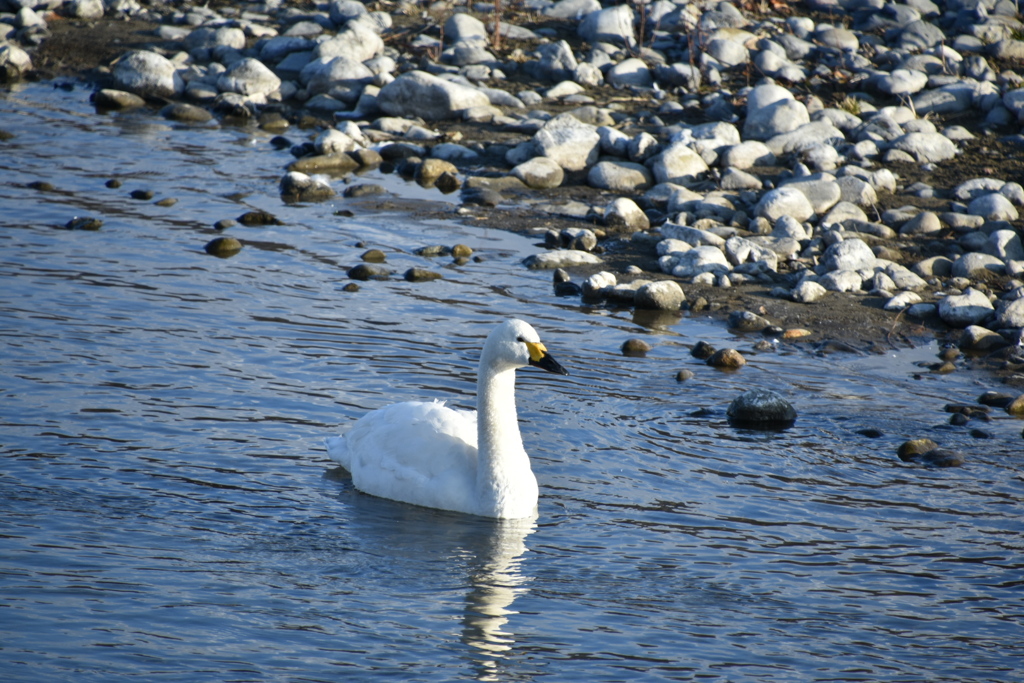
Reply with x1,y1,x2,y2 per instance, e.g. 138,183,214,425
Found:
605,197,650,232
821,238,876,272
377,70,489,121
744,98,810,141
533,113,601,171
670,246,730,278
885,291,923,311
891,132,957,163
651,142,710,185
792,279,827,303
952,252,1006,278
578,4,636,47
606,58,652,88
635,280,685,310
524,250,604,269
587,160,653,192
989,229,1024,262
820,269,864,292
314,20,384,63
720,140,775,169
754,186,814,223
995,297,1024,328
217,57,280,96
112,50,184,98
724,236,778,271
968,193,1019,221
513,157,564,189
0,44,32,80
938,288,994,327
300,55,374,95
876,68,929,96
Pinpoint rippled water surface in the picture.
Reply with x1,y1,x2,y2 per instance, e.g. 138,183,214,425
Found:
2,84,1023,682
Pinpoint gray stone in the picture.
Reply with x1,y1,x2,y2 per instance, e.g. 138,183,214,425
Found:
876,68,928,96
300,55,374,96
112,50,184,98
524,250,604,269
989,229,1024,261
578,4,635,47
995,297,1024,328
669,246,730,278
727,388,797,427
754,186,814,223
0,44,32,81
820,269,863,292
968,193,1019,221
891,132,957,163
821,238,875,272
377,70,489,121
938,288,994,327
606,58,653,88
314,20,384,63
784,177,841,214
587,160,653,192
217,58,280,96
533,113,601,171
744,98,810,141
900,211,942,236
959,325,1010,352
720,141,775,169
512,156,564,189
885,291,923,311
913,255,953,278
792,279,827,303
651,142,710,185
635,280,685,311
545,0,602,20
764,120,845,157
951,252,1006,278
444,12,488,42
605,198,650,232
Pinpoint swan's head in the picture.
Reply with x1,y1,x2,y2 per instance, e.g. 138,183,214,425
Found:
484,319,569,376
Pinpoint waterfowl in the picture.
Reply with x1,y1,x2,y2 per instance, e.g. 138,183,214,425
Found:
325,319,568,519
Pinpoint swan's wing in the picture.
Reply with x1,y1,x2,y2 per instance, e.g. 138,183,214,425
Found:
327,401,481,513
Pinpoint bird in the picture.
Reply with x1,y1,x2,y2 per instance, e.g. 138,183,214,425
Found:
325,319,569,519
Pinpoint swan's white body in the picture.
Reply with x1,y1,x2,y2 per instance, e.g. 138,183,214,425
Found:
325,319,567,519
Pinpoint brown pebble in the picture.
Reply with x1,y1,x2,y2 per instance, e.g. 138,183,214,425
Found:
238,210,282,226
155,198,177,207
706,348,746,369
1006,395,1024,417
690,340,716,359
342,283,360,292
622,338,652,357
933,361,957,374
938,347,961,362
452,244,473,258
361,249,386,263
897,438,938,461
130,189,154,200
783,328,812,340
675,369,694,381
404,267,443,282
106,179,122,188
204,236,242,257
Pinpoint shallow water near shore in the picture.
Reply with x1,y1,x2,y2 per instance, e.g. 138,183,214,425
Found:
2,83,1022,682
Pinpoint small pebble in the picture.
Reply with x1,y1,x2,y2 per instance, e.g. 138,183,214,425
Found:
622,338,652,357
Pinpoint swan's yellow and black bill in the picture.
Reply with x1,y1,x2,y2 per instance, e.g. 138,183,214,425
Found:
525,341,569,376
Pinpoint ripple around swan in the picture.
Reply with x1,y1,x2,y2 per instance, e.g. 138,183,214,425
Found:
1,83,1023,682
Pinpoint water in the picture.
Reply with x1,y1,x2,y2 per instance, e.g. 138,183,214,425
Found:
1,83,1022,683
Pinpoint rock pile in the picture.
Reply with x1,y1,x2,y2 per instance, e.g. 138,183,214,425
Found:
4,0,1024,348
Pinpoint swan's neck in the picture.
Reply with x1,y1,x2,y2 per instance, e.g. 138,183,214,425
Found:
475,365,536,516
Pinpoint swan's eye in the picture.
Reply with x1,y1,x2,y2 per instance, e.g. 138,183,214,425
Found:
516,336,526,342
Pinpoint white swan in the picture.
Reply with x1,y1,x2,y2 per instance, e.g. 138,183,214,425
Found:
325,319,568,519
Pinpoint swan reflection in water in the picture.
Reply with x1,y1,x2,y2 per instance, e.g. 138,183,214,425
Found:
459,517,535,681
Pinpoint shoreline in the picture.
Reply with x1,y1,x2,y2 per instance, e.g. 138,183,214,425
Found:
4,5,1024,385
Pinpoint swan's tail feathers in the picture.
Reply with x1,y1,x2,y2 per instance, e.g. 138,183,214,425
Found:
324,435,351,470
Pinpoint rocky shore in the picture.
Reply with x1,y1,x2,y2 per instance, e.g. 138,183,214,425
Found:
3,0,1024,389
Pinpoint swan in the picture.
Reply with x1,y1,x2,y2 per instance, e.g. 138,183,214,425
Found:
325,319,569,519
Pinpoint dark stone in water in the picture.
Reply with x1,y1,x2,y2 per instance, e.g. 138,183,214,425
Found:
727,388,796,429
28,181,55,191
290,142,317,158
361,249,386,263
855,428,884,438
342,282,360,292
691,340,716,359
344,184,385,198
977,391,1014,409
238,210,283,226
920,448,966,467
461,187,503,207
949,412,969,426
675,369,695,381
622,338,652,357
435,171,461,194
348,263,390,281
130,189,154,200
707,348,746,369
65,216,102,230
728,310,771,333
204,236,242,257
214,219,236,230
270,135,292,149
105,178,122,189
898,439,938,461
404,267,443,282
160,102,213,123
